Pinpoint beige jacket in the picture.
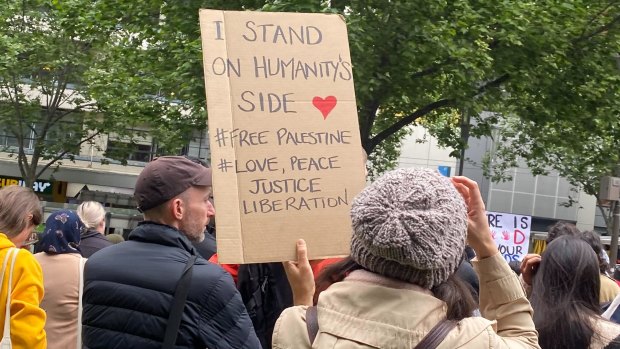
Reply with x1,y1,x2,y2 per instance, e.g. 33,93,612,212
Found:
273,253,540,349
34,253,85,349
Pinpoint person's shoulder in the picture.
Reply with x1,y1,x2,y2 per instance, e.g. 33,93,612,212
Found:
192,256,231,281
272,306,310,349
602,274,620,289
33,251,45,262
11,248,44,279
456,316,495,331
595,318,620,349
85,240,133,263
441,316,498,347
14,248,39,265
95,233,114,243
279,305,308,322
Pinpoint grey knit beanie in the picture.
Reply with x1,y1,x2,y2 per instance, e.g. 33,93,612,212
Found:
350,168,467,289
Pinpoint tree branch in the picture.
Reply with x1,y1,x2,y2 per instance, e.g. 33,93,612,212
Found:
47,76,69,118
575,13,620,43
410,59,455,79
367,98,455,152
475,74,510,96
579,1,619,39
34,130,102,179
54,103,97,123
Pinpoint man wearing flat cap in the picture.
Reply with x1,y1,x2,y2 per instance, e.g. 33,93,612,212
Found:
82,156,260,349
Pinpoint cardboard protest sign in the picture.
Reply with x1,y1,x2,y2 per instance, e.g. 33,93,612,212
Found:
486,211,532,262
199,10,366,263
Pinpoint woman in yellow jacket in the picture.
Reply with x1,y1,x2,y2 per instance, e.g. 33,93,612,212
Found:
0,185,46,349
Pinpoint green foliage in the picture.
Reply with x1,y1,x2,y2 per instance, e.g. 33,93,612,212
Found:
0,0,107,185
475,0,620,204
3,0,620,185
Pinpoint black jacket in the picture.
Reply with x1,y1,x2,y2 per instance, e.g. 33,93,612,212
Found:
82,222,261,349
80,230,113,257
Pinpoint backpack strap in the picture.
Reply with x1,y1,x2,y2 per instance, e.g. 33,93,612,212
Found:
413,319,457,349
162,254,197,349
2,248,18,347
305,306,319,344
305,306,456,349
77,257,86,349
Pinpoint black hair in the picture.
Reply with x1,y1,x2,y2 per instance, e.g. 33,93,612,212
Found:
546,221,580,244
314,256,477,321
580,230,609,274
530,236,601,349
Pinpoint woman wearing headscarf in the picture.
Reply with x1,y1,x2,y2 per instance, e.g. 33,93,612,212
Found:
35,209,86,349
0,185,46,348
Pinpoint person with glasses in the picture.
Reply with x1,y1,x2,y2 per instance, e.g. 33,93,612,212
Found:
0,185,46,348
34,209,86,349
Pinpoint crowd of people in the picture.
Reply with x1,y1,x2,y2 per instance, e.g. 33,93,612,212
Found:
1,155,620,348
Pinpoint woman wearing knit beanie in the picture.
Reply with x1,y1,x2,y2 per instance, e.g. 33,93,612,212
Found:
273,168,540,348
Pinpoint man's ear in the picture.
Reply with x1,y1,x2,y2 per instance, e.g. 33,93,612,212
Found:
171,197,184,220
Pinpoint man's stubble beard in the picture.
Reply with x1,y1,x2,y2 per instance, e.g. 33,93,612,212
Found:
179,210,206,243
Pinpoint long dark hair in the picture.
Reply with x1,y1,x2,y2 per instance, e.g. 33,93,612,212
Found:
530,235,601,349
580,230,609,274
314,256,477,321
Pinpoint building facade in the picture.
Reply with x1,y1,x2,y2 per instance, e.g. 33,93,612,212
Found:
0,126,210,235
397,125,604,234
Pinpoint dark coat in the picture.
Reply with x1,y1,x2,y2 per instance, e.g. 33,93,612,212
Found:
82,222,261,349
79,230,113,257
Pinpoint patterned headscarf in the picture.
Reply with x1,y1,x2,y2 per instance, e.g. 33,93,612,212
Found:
39,209,84,254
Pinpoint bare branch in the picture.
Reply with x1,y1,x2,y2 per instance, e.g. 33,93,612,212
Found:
410,59,455,79
475,74,510,96
575,13,620,43
54,102,97,123
579,1,619,38
34,130,102,179
367,98,455,152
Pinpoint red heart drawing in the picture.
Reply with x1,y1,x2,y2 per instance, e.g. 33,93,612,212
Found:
312,96,337,119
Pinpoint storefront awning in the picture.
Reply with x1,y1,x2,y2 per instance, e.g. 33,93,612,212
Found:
66,183,134,198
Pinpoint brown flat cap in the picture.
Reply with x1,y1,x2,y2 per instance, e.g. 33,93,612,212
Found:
134,156,212,212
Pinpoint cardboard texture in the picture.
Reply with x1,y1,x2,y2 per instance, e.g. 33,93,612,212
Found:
199,9,366,263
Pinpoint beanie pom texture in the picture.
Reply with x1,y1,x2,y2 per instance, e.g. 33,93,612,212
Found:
350,168,467,289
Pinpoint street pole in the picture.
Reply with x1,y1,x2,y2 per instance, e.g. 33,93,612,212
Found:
458,110,470,176
611,201,620,269
610,161,620,270
609,53,620,270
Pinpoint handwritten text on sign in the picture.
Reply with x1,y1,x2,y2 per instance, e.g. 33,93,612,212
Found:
200,10,366,263
486,211,531,262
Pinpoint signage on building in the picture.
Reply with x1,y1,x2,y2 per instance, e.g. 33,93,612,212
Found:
486,211,532,262
437,166,451,177
0,176,53,194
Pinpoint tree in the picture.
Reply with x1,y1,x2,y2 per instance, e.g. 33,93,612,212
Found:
93,0,620,177
0,0,236,187
453,2,620,230
6,0,618,187
0,0,103,187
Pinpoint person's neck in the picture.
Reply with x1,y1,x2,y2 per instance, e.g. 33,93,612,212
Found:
144,217,180,231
